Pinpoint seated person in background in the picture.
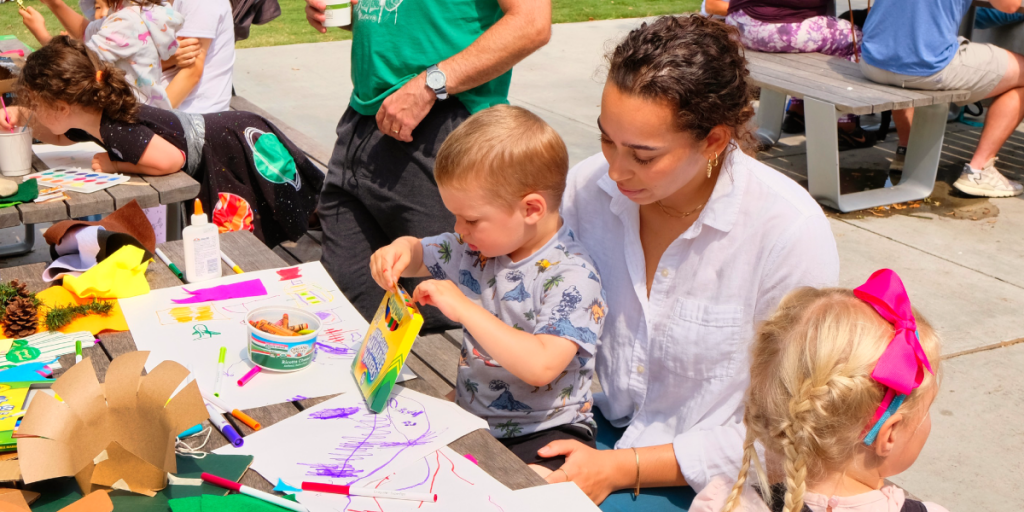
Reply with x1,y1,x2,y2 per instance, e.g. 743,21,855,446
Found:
369,105,605,478
21,0,183,109
975,6,1024,29
726,0,872,149
3,37,324,248
860,0,1024,198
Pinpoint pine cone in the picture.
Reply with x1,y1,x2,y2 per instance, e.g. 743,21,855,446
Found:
4,297,38,338
9,280,30,299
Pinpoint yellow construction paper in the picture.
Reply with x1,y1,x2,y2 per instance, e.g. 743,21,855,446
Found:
62,246,150,300
35,287,128,335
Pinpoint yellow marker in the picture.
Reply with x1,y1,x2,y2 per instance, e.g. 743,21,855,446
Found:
220,251,243,274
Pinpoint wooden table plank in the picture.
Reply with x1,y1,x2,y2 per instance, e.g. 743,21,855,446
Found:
404,351,454,397
748,71,877,114
411,334,461,390
15,198,68,225
748,58,901,113
142,172,201,205
105,175,159,209
0,206,21,229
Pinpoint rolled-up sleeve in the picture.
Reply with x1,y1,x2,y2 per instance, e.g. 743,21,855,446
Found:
671,377,747,491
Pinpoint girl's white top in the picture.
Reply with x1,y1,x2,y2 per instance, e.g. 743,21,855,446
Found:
560,146,840,491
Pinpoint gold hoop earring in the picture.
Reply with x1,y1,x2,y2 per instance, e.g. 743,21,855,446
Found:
707,151,719,179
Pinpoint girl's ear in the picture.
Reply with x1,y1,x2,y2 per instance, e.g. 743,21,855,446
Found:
872,412,904,458
520,192,548,226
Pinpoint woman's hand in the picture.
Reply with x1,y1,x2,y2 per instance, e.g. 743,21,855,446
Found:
91,153,117,173
539,441,632,504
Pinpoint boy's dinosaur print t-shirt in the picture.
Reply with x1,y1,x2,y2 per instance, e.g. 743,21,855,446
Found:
421,225,605,439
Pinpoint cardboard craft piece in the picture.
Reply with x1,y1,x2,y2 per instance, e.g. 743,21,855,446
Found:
0,489,30,512
35,287,128,335
16,352,208,496
58,491,113,512
0,459,20,482
44,200,157,254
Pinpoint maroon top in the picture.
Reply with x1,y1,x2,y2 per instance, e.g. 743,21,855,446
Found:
727,0,828,24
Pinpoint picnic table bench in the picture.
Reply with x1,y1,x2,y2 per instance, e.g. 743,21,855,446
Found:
4,230,546,495
748,50,970,212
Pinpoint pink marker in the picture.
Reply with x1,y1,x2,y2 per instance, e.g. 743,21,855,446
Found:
238,366,261,387
301,482,437,503
202,473,308,512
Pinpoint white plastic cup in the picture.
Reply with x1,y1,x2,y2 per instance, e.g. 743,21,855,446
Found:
0,130,32,177
323,0,352,27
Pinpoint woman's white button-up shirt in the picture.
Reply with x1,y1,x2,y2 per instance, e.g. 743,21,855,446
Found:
561,147,840,491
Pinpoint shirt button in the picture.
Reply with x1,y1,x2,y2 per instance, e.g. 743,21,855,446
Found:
637,365,645,374
660,269,669,277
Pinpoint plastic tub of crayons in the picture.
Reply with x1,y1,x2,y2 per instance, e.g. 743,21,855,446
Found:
245,307,322,372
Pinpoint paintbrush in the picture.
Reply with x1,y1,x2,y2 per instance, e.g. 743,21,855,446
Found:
20,112,33,133
0,96,12,134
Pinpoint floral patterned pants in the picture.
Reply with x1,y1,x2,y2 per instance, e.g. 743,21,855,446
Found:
726,9,862,61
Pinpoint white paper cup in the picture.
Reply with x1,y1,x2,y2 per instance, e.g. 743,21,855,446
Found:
323,0,352,27
0,130,33,177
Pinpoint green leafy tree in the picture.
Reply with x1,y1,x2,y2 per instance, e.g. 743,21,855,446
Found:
462,379,479,404
496,419,522,438
542,275,565,293
558,385,574,406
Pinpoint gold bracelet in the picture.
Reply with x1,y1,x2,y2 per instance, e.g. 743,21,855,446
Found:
631,447,641,498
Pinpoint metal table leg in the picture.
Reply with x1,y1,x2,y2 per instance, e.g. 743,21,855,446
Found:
0,224,36,258
755,88,788,148
805,97,948,212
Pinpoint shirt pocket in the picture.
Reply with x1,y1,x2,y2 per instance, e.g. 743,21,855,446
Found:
666,298,745,380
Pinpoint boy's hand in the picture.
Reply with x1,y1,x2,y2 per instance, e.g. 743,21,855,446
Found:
91,153,116,173
19,7,47,34
413,280,471,324
370,242,412,290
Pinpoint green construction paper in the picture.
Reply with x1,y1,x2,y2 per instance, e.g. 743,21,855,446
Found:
0,179,39,208
29,453,254,512
168,497,202,512
199,493,298,511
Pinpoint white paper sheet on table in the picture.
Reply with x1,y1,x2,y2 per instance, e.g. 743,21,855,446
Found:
216,387,488,491
119,261,415,410
32,142,107,169
296,446,514,512
511,482,601,512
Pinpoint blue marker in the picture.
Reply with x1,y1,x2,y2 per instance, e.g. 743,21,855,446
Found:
178,424,203,438
205,402,243,447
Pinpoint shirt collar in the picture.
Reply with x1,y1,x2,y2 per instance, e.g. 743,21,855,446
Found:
595,144,748,235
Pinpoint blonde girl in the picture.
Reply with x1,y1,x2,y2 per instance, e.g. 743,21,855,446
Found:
692,269,949,512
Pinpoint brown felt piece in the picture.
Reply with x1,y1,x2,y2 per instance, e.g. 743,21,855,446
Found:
57,491,113,512
43,200,156,253
0,489,30,512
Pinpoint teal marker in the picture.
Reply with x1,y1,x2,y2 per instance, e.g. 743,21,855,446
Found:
214,347,227,397
75,339,82,364
177,424,203,438
155,248,185,282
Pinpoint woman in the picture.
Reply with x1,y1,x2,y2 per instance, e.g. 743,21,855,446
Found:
541,16,840,511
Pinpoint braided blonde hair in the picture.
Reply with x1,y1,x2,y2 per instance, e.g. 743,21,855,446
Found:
722,287,941,512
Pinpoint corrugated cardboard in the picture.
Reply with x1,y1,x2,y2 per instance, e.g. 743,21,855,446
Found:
16,352,208,496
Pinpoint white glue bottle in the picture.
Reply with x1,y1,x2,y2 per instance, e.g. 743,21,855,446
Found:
183,198,222,283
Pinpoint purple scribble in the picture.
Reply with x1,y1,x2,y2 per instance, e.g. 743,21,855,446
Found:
403,421,416,426
301,463,358,478
397,408,424,417
315,342,354,356
287,395,308,402
314,311,332,320
310,407,360,420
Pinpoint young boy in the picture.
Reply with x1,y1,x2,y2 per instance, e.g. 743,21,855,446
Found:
370,105,605,476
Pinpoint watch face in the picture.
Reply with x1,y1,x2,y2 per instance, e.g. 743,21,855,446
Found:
426,71,445,89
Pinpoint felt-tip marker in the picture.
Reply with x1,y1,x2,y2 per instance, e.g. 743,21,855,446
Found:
202,391,262,430
220,251,243,274
155,248,185,282
205,402,244,448
74,339,82,364
202,473,308,512
301,482,438,503
214,347,226,397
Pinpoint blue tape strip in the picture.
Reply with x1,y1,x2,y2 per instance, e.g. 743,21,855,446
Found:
863,393,906,445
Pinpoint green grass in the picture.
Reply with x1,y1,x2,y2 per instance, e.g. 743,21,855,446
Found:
0,0,701,50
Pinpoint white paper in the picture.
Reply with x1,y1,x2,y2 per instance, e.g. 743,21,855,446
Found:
32,142,106,169
296,446,514,512
510,482,601,512
216,387,488,490
119,262,374,410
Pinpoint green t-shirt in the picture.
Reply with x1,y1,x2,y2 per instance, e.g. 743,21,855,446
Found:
349,0,511,116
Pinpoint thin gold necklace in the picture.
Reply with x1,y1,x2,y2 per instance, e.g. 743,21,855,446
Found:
655,199,707,218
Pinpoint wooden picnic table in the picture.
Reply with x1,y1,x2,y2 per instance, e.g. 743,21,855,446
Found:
0,149,200,257
4,230,546,495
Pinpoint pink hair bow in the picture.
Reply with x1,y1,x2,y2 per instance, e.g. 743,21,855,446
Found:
854,269,933,396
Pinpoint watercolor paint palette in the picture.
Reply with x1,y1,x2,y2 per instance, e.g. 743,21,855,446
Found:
22,168,130,194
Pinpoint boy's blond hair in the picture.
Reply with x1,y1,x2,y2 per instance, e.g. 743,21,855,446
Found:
723,288,942,512
435,105,569,210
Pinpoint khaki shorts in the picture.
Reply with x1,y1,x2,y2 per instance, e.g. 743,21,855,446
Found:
860,38,1009,105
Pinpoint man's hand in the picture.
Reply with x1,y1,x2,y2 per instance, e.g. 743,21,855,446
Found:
370,241,414,290
375,73,435,142
91,153,117,173
306,0,357,33
413,280,473,324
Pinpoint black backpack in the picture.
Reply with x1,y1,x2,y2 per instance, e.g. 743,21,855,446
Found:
760,483,929,512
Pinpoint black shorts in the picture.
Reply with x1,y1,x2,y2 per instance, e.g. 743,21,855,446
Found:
498,423,596,471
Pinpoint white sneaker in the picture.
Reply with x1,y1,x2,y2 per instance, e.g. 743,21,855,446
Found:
953,158,1023,198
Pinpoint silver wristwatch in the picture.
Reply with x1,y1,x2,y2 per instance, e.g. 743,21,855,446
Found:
426,65,448,100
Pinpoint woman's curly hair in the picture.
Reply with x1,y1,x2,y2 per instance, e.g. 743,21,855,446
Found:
17,36,140,124
608,15,756,151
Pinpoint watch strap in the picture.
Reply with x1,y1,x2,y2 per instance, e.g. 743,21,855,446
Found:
426,64,448,100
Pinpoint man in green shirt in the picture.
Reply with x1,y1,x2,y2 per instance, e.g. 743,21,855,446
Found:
306,0,551,331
